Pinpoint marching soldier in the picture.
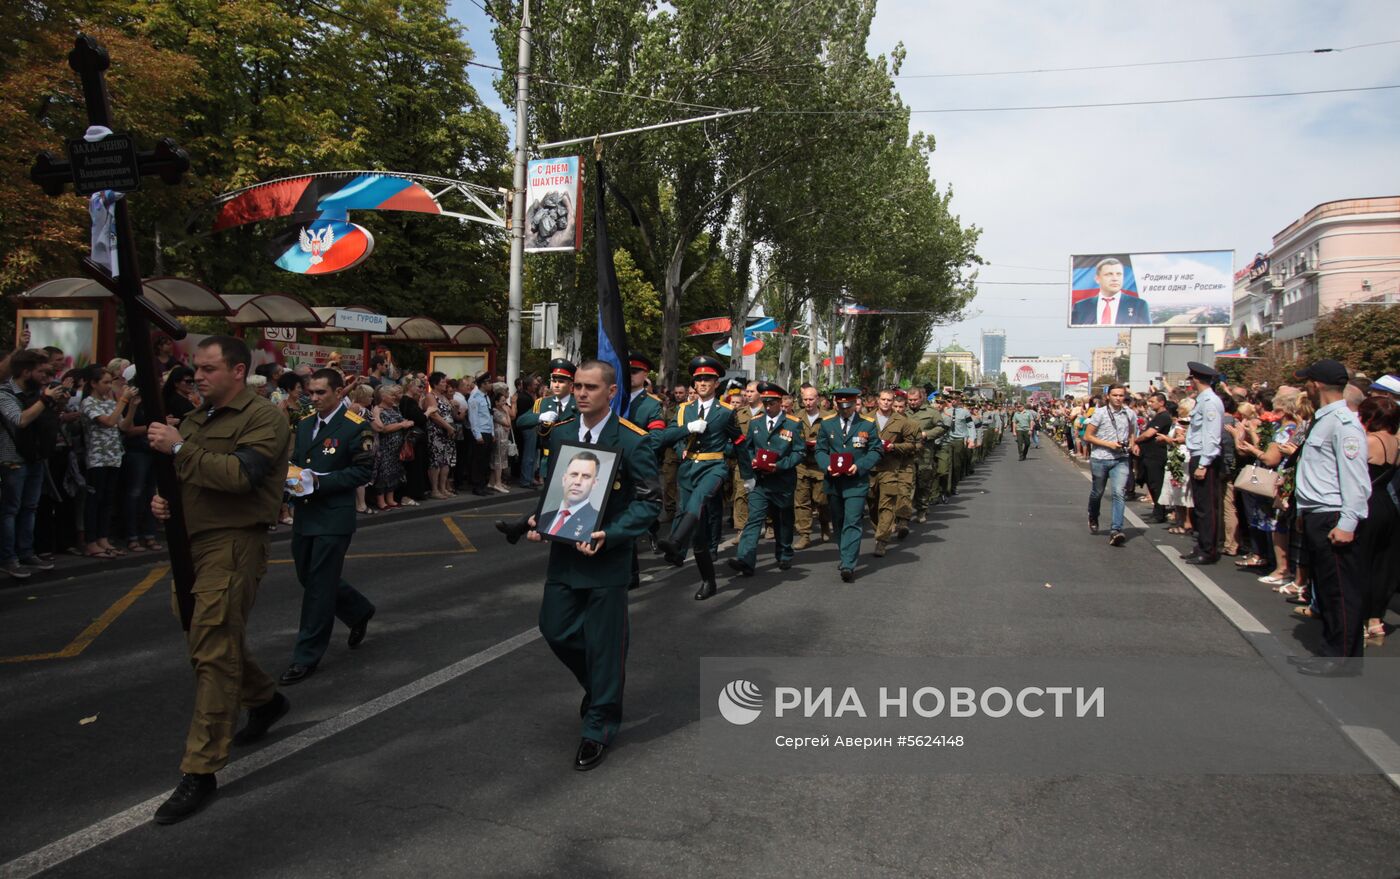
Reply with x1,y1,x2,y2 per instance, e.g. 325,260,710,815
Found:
793,383,832,549
890,390,919,534
870,389,921,557
908,385,946,520
145,336,291,824
729,382,803,576
815,388,884,582
279,368,378,685
524,359,660,770
721,379,755,548
516,358,577,482
936,397,958,499
625,354,668,584
654,356,740,600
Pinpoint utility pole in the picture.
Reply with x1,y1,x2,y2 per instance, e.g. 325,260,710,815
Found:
504,0,532,388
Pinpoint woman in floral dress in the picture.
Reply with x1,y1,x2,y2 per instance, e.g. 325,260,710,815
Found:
372,384,412,509
425,372,458,498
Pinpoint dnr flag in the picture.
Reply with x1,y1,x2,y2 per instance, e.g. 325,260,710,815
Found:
594,162,629,416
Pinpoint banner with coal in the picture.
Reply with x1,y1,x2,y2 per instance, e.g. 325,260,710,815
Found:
525,157,583,253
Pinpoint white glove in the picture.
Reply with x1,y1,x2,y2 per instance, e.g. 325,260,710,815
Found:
742,478,755,491
288,468,317,498
687,419,706,434
540,410,559,424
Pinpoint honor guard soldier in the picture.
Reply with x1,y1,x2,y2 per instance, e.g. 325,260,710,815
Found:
654,356,741,600
517,358,578,481
870,389,921,556
524,360,661,770
793,383,833,548
729,382,804,576
908,385,946,520
279,368,378,685
145,336,292,824
625,353,667,581
1287,359,1372,675
1181,361,1224,565
815,388,884,582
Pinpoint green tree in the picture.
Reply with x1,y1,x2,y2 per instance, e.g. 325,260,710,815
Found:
1308,303,1400,378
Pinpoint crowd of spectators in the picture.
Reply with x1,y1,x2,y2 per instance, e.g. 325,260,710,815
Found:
1035,370,1400,650
0,340,553,580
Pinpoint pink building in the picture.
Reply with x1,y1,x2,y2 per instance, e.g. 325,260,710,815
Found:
1234,196,1400,354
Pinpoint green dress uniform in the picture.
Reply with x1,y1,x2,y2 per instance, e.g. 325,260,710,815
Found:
170,387,291,776
733,406,804,572
815,405,884,577
289,405,376,669
537,413,660,746
517,393,577,480
655,394,744,559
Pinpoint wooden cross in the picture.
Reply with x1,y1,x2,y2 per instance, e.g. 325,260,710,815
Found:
29,34,199,629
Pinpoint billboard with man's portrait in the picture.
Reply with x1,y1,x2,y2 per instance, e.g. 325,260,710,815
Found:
1068,250,1233,328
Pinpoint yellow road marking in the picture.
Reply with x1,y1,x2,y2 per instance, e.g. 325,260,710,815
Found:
0,566,169,665
442,516,476,552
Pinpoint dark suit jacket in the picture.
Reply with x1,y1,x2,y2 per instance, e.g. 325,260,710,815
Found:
537,501,599,542
1071,294,1151,325
291,406,373,537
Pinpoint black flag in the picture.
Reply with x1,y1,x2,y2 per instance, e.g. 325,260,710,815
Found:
595,161,629,415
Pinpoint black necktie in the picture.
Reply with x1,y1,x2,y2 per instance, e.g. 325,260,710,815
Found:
697,404,707,420
583,429,592,445
768,417,776,432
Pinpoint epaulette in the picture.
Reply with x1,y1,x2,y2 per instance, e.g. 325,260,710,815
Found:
533,399,542,413
553,417,576,429
648,393,665,404
343,409,365,425
619,417,647,436
718,400,733,410
822,413,838,421
299,411,317,421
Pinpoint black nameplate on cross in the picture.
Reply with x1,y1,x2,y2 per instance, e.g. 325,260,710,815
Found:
28,34,199,629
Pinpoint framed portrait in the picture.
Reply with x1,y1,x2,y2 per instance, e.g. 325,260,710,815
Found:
16,310,99,375
534,441,620,547
427,350,489,380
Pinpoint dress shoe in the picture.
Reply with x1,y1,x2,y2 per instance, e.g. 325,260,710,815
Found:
574,738,606,771
233,692,290,746
793,536,811,550
1184,556,1218,566
727,559,754,577
777,559,792,571
1289,656,1361,677
873,542,887,558
694,579,717,601
655,539,686,568
348,608,375,649
1179,550,1201,561
839,567,854,583
152,773,217,825
495,516,531,544
278,664,316,686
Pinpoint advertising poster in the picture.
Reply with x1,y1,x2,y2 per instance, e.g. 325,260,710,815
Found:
170,332,362,375
1068,250,1233,327
525,157,583,252
1063,371,1091,397
1002,357,1065,390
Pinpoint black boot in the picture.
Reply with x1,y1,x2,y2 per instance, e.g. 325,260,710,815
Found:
656,512,697,567
694,550,718,600
153,773,218,825
494,514,533,544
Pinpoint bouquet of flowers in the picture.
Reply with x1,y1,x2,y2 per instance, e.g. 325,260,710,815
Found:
1166,445,1186,487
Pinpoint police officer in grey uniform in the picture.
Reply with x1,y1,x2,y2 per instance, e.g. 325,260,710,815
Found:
1286,359,1372,675
1181,362,1224,565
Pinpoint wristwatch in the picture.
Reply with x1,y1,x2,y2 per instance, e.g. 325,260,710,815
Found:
171,441,184,457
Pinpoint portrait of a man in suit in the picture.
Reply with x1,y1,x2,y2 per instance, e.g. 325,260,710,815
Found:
1072,257,1152,326
538,450,602,542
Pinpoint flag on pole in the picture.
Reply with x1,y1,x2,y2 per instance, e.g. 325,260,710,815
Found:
594,162,629,415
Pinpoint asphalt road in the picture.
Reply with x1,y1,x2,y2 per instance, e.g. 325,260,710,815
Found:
2,446,1398,879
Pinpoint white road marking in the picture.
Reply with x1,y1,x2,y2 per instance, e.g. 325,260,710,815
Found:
1070,453,1400,791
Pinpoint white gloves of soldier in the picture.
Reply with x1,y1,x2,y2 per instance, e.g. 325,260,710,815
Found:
687,419,707,434
742,478,755,491
540,410,559,424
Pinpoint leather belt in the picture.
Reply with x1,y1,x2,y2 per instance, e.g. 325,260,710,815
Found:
687,452,724,461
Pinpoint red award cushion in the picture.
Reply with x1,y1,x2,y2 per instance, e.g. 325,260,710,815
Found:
754,448,779,472
828,452,853,476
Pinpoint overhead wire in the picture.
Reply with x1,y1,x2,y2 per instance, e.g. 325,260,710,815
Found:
893,38,1400,79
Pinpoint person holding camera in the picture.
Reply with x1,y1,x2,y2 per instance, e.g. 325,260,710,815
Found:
1083,384,1138,547
0,349,67,578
